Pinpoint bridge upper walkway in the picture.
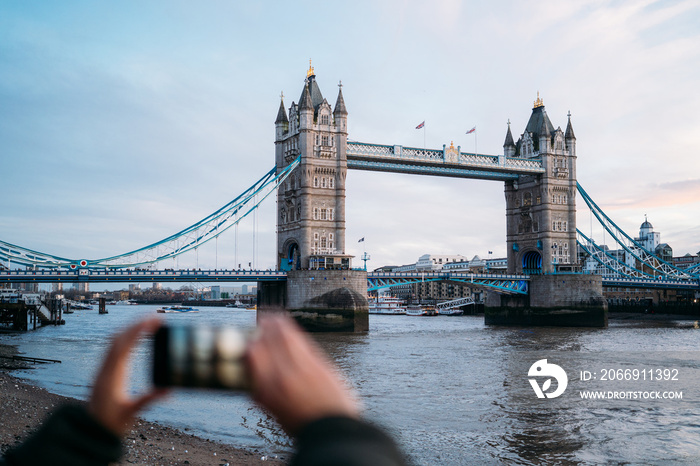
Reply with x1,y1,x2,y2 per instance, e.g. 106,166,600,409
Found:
346,141,545,180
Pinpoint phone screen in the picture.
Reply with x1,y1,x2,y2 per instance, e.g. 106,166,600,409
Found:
153,325,249,390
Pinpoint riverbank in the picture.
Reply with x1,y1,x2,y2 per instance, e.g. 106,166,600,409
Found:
0,344,284,465
608,311,700,322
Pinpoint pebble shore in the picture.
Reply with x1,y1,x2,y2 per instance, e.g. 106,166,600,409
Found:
0,343,284,465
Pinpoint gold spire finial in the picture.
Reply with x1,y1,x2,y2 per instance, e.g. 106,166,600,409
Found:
534,91,544,108
307,59,315,77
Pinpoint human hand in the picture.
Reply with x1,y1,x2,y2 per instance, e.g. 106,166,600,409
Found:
245,314,360,436
89,318,168,436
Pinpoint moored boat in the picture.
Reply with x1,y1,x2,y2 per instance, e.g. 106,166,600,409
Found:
369,296,406,315
156,305,199,313
406,305,428,316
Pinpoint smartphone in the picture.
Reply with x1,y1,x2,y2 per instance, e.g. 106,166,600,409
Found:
153,324,250,390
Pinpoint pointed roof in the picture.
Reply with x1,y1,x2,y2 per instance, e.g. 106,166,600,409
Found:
503,120,515,147
525,104,555,141
299,74,324,113
334,83,348,115
565,111,576,140
299,82,313,111
275,97,288,124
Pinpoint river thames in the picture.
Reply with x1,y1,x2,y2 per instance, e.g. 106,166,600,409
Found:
3,305,700,465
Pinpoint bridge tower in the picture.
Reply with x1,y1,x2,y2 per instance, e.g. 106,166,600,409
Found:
263,63,367,332
274,63,351,271
504,94,578,275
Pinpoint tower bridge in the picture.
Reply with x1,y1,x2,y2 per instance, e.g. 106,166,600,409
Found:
2,63,698,330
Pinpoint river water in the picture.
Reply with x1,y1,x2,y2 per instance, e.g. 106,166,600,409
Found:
3,305,700,465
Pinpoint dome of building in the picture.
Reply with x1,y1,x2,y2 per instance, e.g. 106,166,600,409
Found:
640,220,653,230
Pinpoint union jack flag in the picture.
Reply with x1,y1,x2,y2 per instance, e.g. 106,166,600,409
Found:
415,121,425,129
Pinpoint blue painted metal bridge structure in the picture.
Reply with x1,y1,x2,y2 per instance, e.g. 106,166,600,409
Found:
1,140,698,293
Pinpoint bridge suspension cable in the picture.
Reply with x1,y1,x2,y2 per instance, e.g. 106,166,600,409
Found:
0,157,301,269
576,183,696,279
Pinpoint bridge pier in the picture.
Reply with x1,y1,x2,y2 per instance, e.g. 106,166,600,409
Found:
258,269,368,332
484,274,607,327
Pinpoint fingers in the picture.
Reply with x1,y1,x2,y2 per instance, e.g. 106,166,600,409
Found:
98,318,162,387
89,318,164,435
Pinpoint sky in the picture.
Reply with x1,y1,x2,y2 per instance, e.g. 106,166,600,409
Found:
1,0,699,276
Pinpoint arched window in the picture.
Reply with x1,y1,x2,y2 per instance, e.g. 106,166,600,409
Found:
313,208,318,220
329,177,334,188
313,177,319,188
321,177,327,188
329,208,334,221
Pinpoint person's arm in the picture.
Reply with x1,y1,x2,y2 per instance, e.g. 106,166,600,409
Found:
2,319,167,466
245,314,406,465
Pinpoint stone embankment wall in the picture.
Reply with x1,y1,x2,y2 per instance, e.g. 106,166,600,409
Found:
258,270,368,332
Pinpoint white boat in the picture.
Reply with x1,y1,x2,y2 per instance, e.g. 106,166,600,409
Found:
437,307,464,316
226,300,246,309
156,305,199,314
115,300,138,305
369,296,406,315
406,304,435,316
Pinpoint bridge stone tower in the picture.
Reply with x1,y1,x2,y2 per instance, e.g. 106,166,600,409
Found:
274,63,351,271
504,94,578,275
261,63,367,332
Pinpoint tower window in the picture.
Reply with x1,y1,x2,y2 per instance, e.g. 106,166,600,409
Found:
313,177,319,188
320,209,327,220
329,177,334,188
321,177,327,188
313,208,318,220
321,115,329,125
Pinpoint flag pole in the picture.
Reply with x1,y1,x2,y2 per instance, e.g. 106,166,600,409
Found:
475,128,478,156
424,125,426,149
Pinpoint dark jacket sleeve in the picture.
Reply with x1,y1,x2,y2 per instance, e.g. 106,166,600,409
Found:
290,416,406,466
1,404,122,466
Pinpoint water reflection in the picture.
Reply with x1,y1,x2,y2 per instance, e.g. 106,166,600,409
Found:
4,309,700,464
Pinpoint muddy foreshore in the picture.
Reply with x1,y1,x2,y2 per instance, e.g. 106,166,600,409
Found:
0,343,284,466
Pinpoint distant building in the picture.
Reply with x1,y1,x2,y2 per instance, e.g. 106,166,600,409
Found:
673,253,700,270
211,286,221,300
376,253,504,301
415,254,468,271
76,282,89,293
583,217,674,277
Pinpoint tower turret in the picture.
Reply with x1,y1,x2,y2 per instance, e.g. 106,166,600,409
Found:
565,111,576,156
503,119,516,157
299,82,314,129
275,93,288,141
